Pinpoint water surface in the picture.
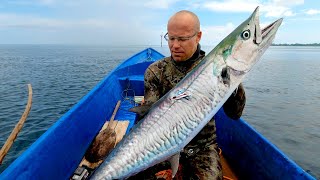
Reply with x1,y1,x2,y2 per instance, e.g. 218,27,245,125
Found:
0,45,319,178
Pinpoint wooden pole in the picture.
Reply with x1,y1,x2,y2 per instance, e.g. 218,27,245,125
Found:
0,84,33,164
107,100,121,129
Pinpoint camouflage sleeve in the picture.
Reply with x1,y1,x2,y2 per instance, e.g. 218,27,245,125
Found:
223,83,246,120
144,67,161,105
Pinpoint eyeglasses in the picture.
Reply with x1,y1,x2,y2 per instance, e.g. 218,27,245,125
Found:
164,32,198,43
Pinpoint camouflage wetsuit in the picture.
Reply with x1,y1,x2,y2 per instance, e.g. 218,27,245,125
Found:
129,45,246,180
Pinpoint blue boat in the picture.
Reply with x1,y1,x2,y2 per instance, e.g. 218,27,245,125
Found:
0,48,315,180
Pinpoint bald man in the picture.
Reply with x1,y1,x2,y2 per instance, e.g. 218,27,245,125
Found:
130,10,246,179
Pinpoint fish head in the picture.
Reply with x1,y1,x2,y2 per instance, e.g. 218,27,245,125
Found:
215,6,283,74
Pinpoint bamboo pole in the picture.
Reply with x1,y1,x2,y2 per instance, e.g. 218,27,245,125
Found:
0,84,33,164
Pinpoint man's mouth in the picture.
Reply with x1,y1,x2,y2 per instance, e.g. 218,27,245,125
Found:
172,51,184,55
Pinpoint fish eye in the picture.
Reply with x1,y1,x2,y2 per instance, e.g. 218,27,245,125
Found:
241,30,251,40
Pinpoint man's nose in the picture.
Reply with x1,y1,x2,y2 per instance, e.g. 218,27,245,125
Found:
171,39,181,48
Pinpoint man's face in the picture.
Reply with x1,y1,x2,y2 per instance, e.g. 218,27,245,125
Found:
167,17,201,62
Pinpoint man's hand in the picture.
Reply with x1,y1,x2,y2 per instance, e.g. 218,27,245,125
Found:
223,83,246,120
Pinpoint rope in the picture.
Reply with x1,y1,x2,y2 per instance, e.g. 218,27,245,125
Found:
121,78,136,106
146,48,152,61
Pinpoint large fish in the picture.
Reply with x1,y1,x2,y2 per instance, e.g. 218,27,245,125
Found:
91,6,282,179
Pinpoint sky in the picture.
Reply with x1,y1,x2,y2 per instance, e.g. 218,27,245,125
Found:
0,0,319,45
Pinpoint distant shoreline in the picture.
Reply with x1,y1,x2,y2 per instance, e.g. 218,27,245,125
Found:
0,43,319,47
272,43,320,46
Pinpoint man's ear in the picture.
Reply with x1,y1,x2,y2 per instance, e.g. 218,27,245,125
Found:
196,31,202,44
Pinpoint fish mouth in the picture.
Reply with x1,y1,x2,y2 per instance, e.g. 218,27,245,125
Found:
253,6,283,45
261,19,283,40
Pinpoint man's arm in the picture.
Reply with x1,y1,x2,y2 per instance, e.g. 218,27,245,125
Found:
144,67,161,106
223,83,246,120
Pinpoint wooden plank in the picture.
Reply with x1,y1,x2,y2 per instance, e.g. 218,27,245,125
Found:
102,120,129,145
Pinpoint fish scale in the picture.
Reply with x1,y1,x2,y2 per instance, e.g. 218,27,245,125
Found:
91,7,282,179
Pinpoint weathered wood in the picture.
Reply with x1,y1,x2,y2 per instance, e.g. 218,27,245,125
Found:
107,101,121,128
80,120,129,169
0,84,33,164
84,101,122,163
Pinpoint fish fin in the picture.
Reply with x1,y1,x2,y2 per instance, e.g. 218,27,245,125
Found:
169,153,180,178
129,104,151,117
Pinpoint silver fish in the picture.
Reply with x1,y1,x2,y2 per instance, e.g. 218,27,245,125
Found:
91,6,282,179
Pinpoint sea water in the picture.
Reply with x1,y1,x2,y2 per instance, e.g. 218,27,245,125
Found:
0,45,319,178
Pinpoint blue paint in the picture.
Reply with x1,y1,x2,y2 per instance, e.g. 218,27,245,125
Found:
215,109,315,180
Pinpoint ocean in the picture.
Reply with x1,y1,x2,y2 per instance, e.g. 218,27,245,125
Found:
0,45,319,178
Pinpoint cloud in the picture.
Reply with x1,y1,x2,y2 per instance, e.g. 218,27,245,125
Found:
0,13,113,29
7,0,56,6
38,0,55,5
0,12,164,45
203,0,259,13
143,0,180,9
202,0,301,18
0,1,315,45
271,0,304,6
201,23,236,45
262,5,295,17
305,9,320,15
0,0,173,45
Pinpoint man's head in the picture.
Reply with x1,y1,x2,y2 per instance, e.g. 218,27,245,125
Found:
166,10,202,62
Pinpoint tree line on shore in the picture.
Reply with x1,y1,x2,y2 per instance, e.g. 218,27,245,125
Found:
272,43,320,46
